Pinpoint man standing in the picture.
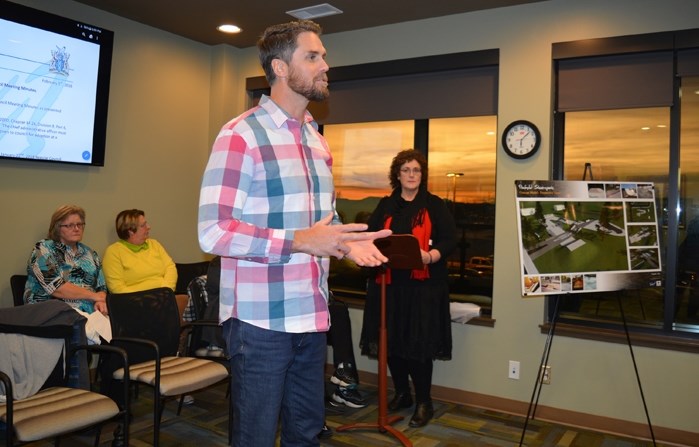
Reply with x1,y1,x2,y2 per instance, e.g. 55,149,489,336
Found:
198,20,390,447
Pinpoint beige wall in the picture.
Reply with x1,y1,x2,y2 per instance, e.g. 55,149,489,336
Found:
2,0,699,440
1,0,216,294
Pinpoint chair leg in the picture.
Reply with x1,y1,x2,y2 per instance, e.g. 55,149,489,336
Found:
92,427,102,447
152,395,170,447
177,394,184,415
153,393,161,447
111,422,127,447
6,420,13,447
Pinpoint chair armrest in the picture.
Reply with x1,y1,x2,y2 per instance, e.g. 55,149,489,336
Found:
69,343,131,413
109,336,160,359
181,320,222,356
0,370,15,428
182,319,220,329
109,336,164,388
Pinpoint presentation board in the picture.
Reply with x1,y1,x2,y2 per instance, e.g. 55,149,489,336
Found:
515,180,663,296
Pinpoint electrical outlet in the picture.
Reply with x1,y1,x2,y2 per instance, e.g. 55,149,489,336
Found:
540,365,551,384
508,360,520,380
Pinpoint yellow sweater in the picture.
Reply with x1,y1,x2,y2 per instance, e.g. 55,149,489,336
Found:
102,239,177,293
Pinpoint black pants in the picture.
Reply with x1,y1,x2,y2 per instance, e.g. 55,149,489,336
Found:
387,355,434,404
327,300,357,377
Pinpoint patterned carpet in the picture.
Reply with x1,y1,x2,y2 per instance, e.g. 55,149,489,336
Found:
3,381,667,446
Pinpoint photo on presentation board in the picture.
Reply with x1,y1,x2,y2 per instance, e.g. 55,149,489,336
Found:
515,180,663,296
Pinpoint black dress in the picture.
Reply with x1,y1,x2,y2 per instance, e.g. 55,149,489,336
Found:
360,187,457,362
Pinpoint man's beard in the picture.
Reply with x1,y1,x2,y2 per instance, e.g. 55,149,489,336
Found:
288,68,329,102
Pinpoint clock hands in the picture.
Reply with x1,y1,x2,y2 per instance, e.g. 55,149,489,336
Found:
518,130,530,147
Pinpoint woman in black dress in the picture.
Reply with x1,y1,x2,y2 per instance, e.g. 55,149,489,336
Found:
360,149,457,427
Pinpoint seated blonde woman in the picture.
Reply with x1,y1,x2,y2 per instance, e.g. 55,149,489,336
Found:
25,204,108,314
102,209,177,293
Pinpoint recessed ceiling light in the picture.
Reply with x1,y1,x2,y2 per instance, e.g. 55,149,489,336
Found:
217,24,241,34
486,131,495,135
641,126,651,131
656,124,667,128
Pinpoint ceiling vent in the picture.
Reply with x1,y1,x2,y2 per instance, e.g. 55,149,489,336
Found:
286,3,343,20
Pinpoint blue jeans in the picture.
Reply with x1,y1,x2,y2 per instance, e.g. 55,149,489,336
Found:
223,318,326,447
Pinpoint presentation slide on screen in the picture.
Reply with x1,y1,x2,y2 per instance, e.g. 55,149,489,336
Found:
0,18,100,163
515,180,663,296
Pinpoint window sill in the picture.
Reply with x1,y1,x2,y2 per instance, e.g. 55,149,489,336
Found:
335,295,495,328
540,322,699,353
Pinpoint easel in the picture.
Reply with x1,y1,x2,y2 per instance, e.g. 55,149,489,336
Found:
336,235,422,447
518,166,656,446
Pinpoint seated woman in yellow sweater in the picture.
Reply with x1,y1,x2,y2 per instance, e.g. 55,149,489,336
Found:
102,209,177,293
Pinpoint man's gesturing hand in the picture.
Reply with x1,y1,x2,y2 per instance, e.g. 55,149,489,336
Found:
293,213,391,265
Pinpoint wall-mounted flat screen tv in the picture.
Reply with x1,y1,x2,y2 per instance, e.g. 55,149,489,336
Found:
0,0,113,166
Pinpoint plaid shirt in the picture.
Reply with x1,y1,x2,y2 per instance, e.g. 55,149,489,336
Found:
182,275,207,323
198,95,334,333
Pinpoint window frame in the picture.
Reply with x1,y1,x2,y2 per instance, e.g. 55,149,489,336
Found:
549,29,699,351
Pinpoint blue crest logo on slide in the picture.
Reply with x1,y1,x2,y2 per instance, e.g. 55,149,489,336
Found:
49,46,71,76
82,151,91,161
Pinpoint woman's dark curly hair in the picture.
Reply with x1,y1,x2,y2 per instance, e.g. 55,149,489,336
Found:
388,149,428,190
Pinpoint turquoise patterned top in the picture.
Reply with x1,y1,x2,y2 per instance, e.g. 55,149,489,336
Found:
24,239,107,313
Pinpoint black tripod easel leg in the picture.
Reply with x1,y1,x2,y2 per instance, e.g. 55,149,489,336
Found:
519,295,561,447
616,293,657,446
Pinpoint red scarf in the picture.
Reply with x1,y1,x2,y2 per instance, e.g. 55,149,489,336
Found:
379,212,432,284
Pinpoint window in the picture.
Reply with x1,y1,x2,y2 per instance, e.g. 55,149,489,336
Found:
677,75,699,327
428,116,496,313
324,121,412,298
552,30,699,346
559,107,669,329
325,117,497,314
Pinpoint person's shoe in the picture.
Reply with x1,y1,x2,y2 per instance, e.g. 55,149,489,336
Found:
330,362,358,388
182,394,195,405
408,401,434,428
194,347,209,356
331,386,367,408
327,395,343,408
207,346,226,357
318,422,333,439
388,391,413,411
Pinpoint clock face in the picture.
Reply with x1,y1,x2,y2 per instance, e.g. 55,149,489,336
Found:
502,121,540,159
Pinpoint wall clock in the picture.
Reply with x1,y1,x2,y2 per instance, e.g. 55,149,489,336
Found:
502,120,541,159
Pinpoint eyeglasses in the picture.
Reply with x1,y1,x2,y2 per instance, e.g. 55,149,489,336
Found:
400,167,422,175
59,222,86,230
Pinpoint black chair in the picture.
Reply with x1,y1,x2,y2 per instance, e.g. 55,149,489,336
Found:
174,261,210,294
0,302,130,446
182,276,230,412
107,287,230,447
9,274,27,307
185,276,226,357
186,276,210,355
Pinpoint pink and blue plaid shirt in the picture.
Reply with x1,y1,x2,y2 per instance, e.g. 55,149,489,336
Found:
198,95,334,333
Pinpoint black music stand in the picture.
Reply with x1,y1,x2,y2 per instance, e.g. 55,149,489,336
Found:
336,234,422,447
